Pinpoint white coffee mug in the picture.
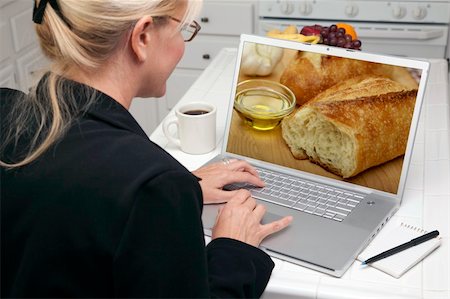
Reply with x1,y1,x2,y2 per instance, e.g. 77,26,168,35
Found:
163,102,217,154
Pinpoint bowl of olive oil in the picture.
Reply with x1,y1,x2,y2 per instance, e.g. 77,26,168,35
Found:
234,79,296,130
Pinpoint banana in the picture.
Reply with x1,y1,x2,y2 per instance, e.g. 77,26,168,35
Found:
267,25,320,44
267,32,320,44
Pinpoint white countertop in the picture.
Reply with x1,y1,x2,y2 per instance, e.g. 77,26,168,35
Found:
150,48,450,299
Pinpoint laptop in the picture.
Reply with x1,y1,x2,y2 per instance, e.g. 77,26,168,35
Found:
201,34,430,277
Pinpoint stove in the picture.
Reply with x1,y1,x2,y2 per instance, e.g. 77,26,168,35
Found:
258,0,450,59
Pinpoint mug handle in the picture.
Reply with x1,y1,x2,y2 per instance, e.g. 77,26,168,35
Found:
162,117,181,147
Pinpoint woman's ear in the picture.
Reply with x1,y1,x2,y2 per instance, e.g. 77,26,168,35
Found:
130,16,154,62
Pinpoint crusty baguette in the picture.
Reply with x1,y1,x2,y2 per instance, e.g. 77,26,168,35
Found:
280,52,418,106
281,76,417,178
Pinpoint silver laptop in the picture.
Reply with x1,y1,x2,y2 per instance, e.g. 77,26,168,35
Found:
202,34,429,277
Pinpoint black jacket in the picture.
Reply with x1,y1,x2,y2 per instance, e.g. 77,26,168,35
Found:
0,79,274,298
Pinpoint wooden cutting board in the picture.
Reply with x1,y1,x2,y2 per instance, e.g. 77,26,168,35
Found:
228,48,418,194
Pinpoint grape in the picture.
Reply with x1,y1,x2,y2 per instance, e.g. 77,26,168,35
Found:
338,27,346,34
328,32,336,39
323,37,329,45
352,40,362,49
329,24,337,32
329,37,337,46
345,34,353,42
344,42,352,48
337,38,346,47
336,31,344,39
321,29,329,38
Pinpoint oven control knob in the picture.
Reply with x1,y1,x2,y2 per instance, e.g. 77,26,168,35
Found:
345,4,359,18
412,6,427,20
299,1,313,16
392,6,406,19
280,0,294,15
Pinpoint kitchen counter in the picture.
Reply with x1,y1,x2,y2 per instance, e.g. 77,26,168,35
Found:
150,48,450,299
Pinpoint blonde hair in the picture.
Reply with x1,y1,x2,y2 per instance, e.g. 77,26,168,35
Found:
1,0,202,168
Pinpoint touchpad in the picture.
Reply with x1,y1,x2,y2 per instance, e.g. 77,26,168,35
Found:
261,212,284,225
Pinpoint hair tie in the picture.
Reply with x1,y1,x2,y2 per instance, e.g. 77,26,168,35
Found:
33,0,70,27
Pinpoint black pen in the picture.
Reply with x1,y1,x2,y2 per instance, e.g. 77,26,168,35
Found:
361,230,440,265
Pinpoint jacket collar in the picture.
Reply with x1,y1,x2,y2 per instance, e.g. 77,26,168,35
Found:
86,88,149,140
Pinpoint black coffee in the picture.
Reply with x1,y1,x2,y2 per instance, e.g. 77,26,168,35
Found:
184,109,209,116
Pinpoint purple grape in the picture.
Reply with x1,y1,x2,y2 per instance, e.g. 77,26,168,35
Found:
338,27,346,34
337,38,346,47
330,24,337,32
323,37,329,45
328,32,336,39
343,42,352,48
321,29,329,38
336,31,344,38
329,38,337,46
352,40,362,49
344,34,353,42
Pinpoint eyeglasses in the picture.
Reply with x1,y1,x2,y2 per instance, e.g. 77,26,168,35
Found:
168,17,201,42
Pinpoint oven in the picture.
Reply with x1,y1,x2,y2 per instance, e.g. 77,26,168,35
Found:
258,0,450,60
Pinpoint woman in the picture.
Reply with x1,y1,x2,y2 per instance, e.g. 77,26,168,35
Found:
0,0,292,298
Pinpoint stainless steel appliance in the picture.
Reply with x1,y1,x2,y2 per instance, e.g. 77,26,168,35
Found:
258,0,450,60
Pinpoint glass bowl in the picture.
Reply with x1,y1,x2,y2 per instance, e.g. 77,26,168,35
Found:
234,79,296,130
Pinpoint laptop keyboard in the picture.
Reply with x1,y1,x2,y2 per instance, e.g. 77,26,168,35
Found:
225,167,365,222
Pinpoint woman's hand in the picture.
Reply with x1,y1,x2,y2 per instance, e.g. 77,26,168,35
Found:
192,159,265,204
212,190,293,247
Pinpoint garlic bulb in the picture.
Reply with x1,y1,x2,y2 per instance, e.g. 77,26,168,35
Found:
240,43,284,76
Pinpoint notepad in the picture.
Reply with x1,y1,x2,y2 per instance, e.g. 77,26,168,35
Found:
357,222,441,278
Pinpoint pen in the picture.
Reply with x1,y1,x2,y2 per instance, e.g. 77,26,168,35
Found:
361,230,440,265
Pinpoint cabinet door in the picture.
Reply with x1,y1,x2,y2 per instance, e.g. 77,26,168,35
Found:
16,47,50,92
199,1,254,35
0,64,16,89
157,69,202,120
10,8,37,53
0,20,14,63
178,35,239,69
129,97,160,137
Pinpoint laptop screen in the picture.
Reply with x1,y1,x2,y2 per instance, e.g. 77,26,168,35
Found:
225,36,428,196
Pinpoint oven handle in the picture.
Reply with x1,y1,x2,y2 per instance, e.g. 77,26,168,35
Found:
357,29,444,40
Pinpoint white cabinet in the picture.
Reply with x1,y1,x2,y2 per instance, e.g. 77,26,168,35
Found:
0,64,16,89
0,1,50,93
131,0,256,135
16,47,50,92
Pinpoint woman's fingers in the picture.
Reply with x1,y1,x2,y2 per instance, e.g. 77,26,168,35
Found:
259,216,293,238
253,204,267,221
224,159,260,176
228,189,252,204
242,195,257,211
222,171,265,188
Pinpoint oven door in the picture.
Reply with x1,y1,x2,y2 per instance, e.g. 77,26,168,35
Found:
259,19,448,58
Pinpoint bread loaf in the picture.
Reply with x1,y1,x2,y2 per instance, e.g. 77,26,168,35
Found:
280,52,417,106
281,76,417,178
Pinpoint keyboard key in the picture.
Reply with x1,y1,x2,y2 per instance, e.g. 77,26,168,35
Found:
314,209,325,216
324,212,335,218
327,208,348,217
293,203,307,211
316,203,327,211
271,191,281,197
336,203,351,212
304,206,315,213
347,197,361,204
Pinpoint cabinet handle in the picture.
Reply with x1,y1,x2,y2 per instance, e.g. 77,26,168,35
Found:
200,17,209,23
202,54,210,60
